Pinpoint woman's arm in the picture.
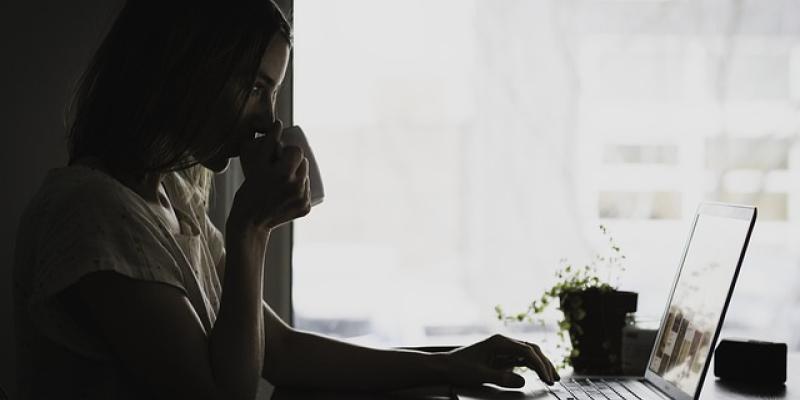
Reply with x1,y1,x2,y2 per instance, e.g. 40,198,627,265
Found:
207,226,269,398
261,301,446,391
260,300,558,392
73,227,269,400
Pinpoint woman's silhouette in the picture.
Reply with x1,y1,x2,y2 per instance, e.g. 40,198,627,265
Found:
13,1,558,399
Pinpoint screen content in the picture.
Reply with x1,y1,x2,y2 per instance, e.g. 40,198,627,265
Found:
649,214,750,394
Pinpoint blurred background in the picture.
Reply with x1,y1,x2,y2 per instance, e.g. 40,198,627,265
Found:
290,0,800,356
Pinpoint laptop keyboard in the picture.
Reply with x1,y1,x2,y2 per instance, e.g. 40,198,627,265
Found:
548,378,659,400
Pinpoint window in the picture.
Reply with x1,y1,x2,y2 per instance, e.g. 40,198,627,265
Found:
292,0,800,352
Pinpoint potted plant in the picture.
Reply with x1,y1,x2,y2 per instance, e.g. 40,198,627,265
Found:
495,225,637,375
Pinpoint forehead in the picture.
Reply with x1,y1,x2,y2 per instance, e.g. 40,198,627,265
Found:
257,36,291,84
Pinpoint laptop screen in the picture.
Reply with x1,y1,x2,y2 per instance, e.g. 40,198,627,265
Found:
647,207,754,396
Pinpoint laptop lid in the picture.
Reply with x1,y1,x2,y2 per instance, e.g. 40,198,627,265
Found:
643,202,756,400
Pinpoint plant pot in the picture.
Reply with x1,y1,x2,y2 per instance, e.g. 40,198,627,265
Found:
559,288,638,375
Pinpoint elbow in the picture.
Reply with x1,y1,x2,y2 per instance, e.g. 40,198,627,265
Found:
262,354,293,388
261,357,285,387
261,325,295,387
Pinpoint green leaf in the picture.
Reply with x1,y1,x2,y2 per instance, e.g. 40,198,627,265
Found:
494,305,504,319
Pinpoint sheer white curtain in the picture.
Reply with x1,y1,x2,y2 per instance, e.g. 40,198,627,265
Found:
292,0,800,350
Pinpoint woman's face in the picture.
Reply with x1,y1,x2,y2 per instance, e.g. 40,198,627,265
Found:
199,36,291,173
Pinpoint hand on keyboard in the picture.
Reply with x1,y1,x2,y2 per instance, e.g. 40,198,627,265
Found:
445,334,560,388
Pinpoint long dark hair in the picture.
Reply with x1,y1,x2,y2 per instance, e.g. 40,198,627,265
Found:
67,0,292,179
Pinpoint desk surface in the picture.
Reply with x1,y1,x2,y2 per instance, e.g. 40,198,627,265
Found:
272,353,797,400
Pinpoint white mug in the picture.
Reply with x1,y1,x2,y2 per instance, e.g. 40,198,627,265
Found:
280,125,324,206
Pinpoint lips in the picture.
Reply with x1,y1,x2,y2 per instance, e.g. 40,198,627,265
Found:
213,124,276,160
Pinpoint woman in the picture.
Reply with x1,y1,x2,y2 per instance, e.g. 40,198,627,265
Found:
13,1,559,399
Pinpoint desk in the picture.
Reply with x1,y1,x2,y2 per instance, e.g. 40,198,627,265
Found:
271,353,797,400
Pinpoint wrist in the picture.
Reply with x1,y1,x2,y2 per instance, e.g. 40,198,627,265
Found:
225,216,270,246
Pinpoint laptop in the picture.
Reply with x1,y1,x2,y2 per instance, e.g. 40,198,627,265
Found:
460,202,757,400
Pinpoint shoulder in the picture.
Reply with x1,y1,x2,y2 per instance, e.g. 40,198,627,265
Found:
16,165,167,265
15,166,191,303
24,165,147,225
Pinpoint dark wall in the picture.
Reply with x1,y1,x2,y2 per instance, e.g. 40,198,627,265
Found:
0,0,124,396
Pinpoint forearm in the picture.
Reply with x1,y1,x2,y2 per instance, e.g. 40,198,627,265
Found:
265,328,450,391
208,226,268,400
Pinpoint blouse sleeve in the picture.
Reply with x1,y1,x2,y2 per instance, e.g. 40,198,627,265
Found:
26,183,188,358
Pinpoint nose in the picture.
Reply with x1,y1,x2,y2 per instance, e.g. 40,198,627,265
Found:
268,100,277,124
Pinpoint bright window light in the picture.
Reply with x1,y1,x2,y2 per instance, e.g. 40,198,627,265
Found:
292,0,800,352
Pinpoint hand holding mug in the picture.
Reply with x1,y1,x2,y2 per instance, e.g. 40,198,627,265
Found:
230,120,311,232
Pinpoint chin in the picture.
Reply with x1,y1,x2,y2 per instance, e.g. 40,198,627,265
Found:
201,157,231,174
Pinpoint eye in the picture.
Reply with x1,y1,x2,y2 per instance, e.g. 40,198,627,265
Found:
250,84,265,96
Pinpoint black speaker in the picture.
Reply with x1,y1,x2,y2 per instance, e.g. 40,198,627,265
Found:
714,338,787,385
